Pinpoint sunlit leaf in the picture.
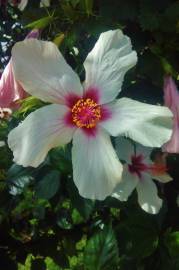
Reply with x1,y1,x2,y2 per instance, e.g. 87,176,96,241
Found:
25,15,55,29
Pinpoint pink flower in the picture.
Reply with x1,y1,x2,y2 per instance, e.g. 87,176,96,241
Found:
25,29,40,39
8,30,172,200
0,29,39,109
163,76,179,153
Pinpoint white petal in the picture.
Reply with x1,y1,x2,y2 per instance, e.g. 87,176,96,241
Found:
18,0,28,10
8,104,75,167
0,141,5,147
40,0,50,7
135,143,153,164
84,30,137,104
100,98,173,147
72,128,123,200
12,39,83,104
115,137,134,163
112,165,138,201
152,173,173,183
136,174,162,214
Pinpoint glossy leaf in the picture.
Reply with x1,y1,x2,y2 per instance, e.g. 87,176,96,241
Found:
35,170,60,200
84,226,119,270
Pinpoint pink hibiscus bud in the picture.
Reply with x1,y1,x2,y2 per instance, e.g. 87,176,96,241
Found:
163,75,179,153
25,29,40,39
0,29,40,110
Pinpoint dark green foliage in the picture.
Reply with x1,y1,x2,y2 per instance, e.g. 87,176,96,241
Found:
35,170,60,200
84,226,119,270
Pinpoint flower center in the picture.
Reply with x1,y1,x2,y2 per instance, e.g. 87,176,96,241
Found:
149,164,168,176
149,153,168,176
71,98,101,128
128,154,148,178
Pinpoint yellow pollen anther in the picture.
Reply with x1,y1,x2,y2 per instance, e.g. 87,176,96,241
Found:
71,98,101,128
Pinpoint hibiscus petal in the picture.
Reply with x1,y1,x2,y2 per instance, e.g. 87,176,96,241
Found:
8,104,75,167
0,59,26,108
112,165,138,201
26,29,40,39
136,174,162,214
163,120,179,153
164,76,179,114
18,0,28,11
72,128,123,200
162,76,179,153
12,39,83,104
152,173,173,183
83,30,137,104
100,98,173,147
115,137,134,163
135,143,153,164
0,30,39,109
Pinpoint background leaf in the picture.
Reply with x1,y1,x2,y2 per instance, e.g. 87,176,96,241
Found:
84,226,119,270
35,170,60,200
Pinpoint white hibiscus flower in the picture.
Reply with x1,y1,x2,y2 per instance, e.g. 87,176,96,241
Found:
8,30,172,200
113,137,173,214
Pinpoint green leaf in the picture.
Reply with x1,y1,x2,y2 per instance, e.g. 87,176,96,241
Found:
33,205,46,220
160,57,178,77
31,258,46,270
99,0,137,23
71,0,80,8
25,15,54,29
139,1,161,31
162,1,179,32
130,226,158,258
49,146,72,173
79,0,94,16
56,208,73,230
53,33,65,47
137,50,163,85
7,164,34,179
116,211,159,259
84,226,119,270
165,231,179,258
35,170,60,200
7,164,34,195
45,257,61,270
62,3,78,21
72,208,84,224
18,254,34,270
16,96,44,116
67,178,95,220
9,175,33,195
